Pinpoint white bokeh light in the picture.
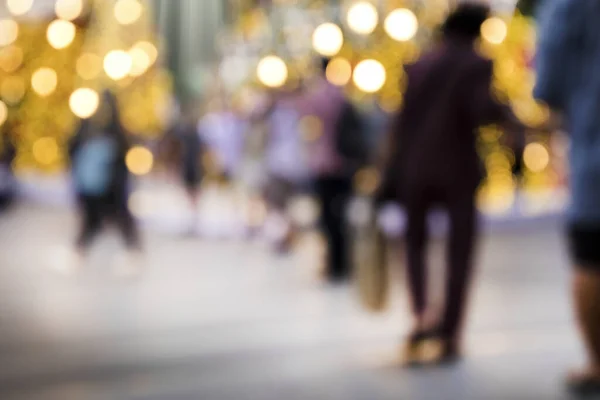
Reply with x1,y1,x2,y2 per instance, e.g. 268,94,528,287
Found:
312,23,344,56
347,2,379,35
385,9,418,42
257,55,288,88
353,59,386,93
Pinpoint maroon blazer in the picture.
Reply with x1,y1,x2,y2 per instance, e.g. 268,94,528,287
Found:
388,40,506,195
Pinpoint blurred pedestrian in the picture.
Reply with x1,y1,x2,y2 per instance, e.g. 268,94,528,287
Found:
294,58,368,282
198,96,247,184
262,87,310,253
160,104,204,233
381,4,520,364
534,0,600,393
68,92,141,271
197,95,248,238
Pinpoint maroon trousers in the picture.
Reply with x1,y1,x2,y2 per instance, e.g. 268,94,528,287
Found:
404,183,478,340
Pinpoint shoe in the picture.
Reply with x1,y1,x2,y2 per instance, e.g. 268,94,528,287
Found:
432,340,462,366
401,330,437,367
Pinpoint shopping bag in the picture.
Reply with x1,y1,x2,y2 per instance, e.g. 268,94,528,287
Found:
349,197,389,312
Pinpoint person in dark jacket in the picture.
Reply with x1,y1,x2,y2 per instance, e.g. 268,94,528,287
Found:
382,4,521,364
69,91,141,263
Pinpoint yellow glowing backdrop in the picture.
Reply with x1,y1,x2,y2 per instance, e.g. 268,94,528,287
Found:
0,0,172,173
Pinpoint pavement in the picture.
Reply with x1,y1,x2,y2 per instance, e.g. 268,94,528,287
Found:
0,203,589,400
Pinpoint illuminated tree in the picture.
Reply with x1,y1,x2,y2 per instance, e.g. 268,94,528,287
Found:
0,0,171,173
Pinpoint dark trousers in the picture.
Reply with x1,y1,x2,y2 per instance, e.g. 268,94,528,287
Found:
315,176,352,280
76,191,140,250
404,184,478,341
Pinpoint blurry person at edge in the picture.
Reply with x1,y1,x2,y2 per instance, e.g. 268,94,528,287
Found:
534,0,600,394
377,3,523,366
67,91,143,276
0,128,16,212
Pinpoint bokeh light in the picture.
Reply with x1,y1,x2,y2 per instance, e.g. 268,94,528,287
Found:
114,0,143,26
6,0,34,16
32,137,60,165
31,67,58,97
55,0,84,21
104,50,132,80
257,55,288,88
524,142,550,173
135,41,158,65
0,76,25,105
385,9,418,42
129,47,151,77
0,19,19,47
69,88,99,119
347,2,379,35
46,19,76,49
353,59,386,93
0,46,23,73
126,146,154,175
325,57,352,86
481,17,507,45
76,53,102,80
312,23,344,57
0,100,7,127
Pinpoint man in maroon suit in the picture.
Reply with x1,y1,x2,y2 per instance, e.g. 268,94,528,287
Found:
382,3,519,364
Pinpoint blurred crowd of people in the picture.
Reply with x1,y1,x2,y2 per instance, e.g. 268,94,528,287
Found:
3,0,600,396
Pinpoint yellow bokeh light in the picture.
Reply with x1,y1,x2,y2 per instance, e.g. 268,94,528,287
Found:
257,55,288,88
312,23,344,57
126,146,154,175
0,100,7,127
69,88,99,119
0,76,25,105
0,46,23,73
0,19,19,47
31,67,58,97
353,59,386,93
326,57,352,86
33,137,60,166
104,50,132,80
46,19,76,49
55,0,84,21
114,0,143,26
129,47,151,77
7,0,34,16
481,17,507,45
347,2,378,35
76,53,102,80
135,41,158,65
524,142,550,173
385,9,418,42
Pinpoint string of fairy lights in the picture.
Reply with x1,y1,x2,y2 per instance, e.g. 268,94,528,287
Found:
0,0,170,174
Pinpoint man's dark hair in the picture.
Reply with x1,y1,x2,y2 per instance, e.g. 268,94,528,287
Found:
442,3,490,41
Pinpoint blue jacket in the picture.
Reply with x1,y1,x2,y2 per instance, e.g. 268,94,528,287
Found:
534,0,600,224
